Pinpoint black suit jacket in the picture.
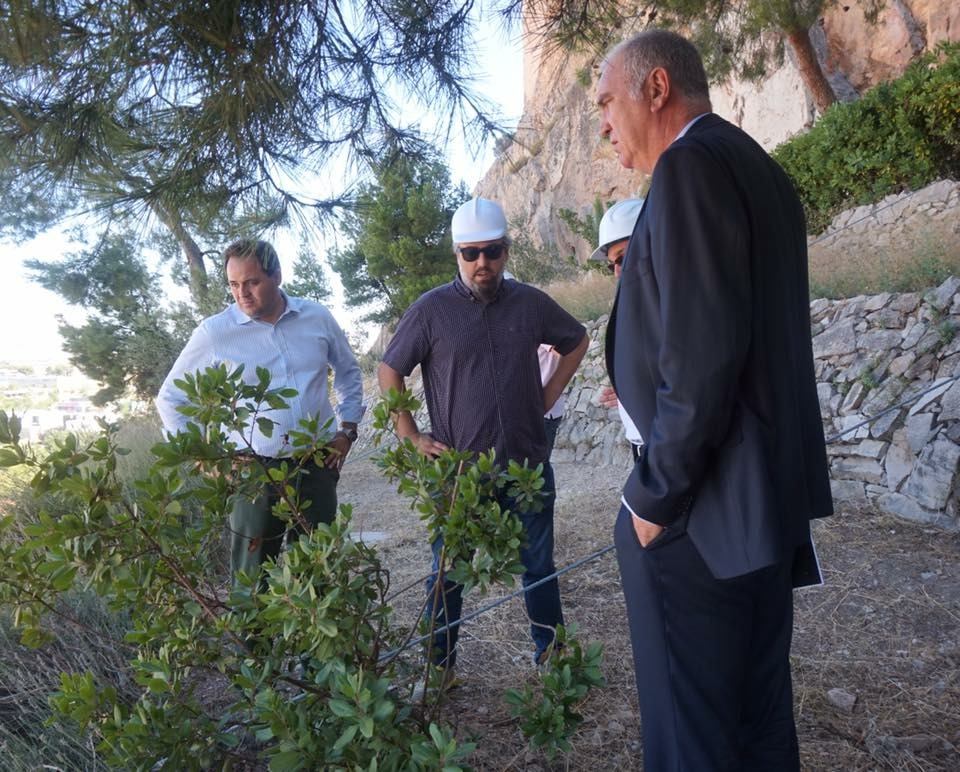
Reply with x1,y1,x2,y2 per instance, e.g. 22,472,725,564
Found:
606,113,833,581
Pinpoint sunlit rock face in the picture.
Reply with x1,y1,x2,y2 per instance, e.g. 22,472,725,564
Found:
477,2,959,258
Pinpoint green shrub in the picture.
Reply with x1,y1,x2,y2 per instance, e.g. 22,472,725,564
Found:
508,218,583,286
557,197,611,260
774,42,960,234
0,369,604,768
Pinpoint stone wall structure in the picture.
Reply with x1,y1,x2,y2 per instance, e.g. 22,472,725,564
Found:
550,276,960,531
362,180,960,531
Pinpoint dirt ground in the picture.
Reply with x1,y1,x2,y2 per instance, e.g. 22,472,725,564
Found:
340,450,960,771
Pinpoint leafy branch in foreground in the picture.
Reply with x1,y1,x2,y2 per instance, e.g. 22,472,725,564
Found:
0,370,605,768
372,389,606,751
0,371,472,769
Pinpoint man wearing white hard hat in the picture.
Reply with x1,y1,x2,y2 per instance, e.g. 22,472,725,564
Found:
588,197,644,275
379,196,589,686
589,199,647,462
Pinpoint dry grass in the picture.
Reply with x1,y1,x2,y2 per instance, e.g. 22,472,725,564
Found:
539,272,617,323
809,221,960,299
343,456,960,771
0,593,133,771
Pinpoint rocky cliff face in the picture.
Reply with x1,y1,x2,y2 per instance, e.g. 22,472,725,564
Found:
476,1,960,261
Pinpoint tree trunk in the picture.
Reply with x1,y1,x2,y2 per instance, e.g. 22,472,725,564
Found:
784,25,837,116
153,204,209,305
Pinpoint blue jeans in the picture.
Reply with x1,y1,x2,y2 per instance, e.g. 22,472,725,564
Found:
425,462,563,667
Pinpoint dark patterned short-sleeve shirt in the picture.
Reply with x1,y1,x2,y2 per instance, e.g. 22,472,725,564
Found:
382,276,586,466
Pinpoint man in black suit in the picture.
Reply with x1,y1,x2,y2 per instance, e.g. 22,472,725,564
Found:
596,30,833,770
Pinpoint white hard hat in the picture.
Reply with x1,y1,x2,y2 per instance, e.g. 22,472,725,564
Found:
588,198,644,262
451,197,508,244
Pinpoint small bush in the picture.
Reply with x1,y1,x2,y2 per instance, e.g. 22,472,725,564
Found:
508,221,583,286
558,197,611,255
774,42,960,234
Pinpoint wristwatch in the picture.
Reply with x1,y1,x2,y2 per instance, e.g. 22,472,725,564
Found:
338,426,359,443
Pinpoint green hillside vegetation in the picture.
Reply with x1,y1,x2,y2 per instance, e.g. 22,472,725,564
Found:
773,42,960,235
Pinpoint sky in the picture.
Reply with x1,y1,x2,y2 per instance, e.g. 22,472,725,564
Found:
1,15,525,366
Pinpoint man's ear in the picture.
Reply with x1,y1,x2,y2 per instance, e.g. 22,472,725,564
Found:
646,67,671,112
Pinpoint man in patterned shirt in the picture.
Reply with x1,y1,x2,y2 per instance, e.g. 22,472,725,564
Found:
156,239,364,586
378,197,588,681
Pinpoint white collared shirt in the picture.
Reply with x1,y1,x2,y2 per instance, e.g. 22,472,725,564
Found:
156,294,364,457
675,112,711,141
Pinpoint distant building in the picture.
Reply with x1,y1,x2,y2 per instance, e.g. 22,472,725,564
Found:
19,399,118,443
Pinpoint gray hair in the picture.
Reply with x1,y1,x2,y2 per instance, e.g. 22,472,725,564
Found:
608,29,710,104
222,239,281,277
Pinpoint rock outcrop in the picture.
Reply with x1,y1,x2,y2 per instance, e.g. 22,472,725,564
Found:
548,271,960,532
476,2,960,260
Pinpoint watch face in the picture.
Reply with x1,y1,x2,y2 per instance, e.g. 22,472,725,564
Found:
344,429,358,442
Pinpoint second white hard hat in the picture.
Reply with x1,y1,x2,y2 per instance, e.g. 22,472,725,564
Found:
588,198,645,262
451,197,508,244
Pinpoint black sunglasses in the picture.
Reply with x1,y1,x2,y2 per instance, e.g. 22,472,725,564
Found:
458,242,507,262
606,254,624,273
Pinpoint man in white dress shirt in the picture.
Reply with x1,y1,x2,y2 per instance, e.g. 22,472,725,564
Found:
156,239,364,585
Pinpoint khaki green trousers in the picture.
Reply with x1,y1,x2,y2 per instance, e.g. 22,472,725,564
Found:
228,460,339,586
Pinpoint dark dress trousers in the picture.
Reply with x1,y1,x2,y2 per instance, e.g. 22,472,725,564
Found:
606,113,833,770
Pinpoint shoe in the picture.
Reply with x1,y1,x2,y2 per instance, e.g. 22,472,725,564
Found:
410,664,459,702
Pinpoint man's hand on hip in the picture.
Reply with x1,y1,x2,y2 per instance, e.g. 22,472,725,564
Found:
325,433,353,470
407,431,448,458
632,514,664,547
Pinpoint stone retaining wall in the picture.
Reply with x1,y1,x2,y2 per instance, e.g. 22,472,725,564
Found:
808,180,960,273
551,276,960,530
359,270,960,532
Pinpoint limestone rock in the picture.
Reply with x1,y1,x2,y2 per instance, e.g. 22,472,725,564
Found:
925,275,960,311
831,479,866,502
826,687,857,713
831,456,884,485
902,437,960,510
907,378,952,415
813,320,858,358
937,380,960,422
876,492,956,528
884,432,914,492
905,412,937,453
